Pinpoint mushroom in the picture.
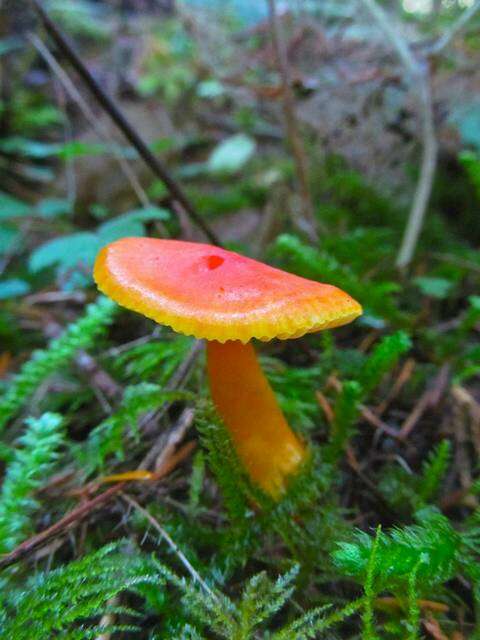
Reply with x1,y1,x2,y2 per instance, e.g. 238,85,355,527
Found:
94,238,362,498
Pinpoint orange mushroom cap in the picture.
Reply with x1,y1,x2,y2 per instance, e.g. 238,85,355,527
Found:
94,238,362,343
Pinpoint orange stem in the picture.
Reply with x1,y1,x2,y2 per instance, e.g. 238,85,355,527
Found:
206,340,307,497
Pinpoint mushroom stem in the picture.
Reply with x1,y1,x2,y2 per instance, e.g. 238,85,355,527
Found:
206,340,307,498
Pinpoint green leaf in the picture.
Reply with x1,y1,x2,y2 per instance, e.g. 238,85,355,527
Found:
0,36,22,56
450,102,480,150
0,191,30,219
29,232,100,273
197,80,225,98
113,207,170,225
0,278,30,300
459,150,480,198
36,198,72,218
97,207,169,246
28,207,170,286
208,134,256,174
0,137,61,158
97,219,145,244
414,276,453,299
97,208,170,244
55,140,111,159
0,226,21,255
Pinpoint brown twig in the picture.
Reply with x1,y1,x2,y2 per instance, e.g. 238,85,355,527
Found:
375,357,415,416
139,340,203,439
376,596,449,613
328,375,402,440
398,364,450,440
0,417,195,571
43,320,122,403
396,77,437,270
0,483,125,570
141,407,195,471
266,0,319,240
31,0,221,246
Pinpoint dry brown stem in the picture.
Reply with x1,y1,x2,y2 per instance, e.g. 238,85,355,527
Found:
0,413,195,570
266,0,319,240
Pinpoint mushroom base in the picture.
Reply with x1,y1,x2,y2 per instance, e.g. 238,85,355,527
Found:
206,340,307,498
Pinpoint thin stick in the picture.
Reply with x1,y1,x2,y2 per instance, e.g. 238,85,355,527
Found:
396,79,437,270
0,483,125,570
360,0,419,76
429,0,480,55
266,0,319,240
31,0,221,246
141,407,195,471
121,493,217,600
360,0,438,270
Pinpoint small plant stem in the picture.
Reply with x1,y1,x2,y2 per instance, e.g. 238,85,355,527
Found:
396,78,437,270
28,32,152,212
362,525,381,639
360,0,438,270
266,0,319,240
407,563,421,640
31,0,221,246
121,493,218,600
429,0,480,54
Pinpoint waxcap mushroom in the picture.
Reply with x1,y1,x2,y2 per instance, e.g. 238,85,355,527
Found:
94,237,362,497
94,238,362,344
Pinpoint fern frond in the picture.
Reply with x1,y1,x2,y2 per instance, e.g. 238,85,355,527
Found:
114,334,193,383
332,508,461,589
362,525,381,640
417,440,451,503
188,450,206,512
1,541,157,639
154,560,236,639
157,559,304,639
237,566,299,636
359,331,411,396
0,412,64,554
269,598,363,639
195,402,252,522
0,297,117,432
325,380,361,462
77,383,192,473
406,562,421,640
272,233,400,321
176,624,207,639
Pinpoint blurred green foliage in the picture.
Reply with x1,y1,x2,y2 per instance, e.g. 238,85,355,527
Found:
0,1,479,637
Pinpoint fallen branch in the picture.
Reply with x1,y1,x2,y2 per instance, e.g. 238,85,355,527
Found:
43,319,122,406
